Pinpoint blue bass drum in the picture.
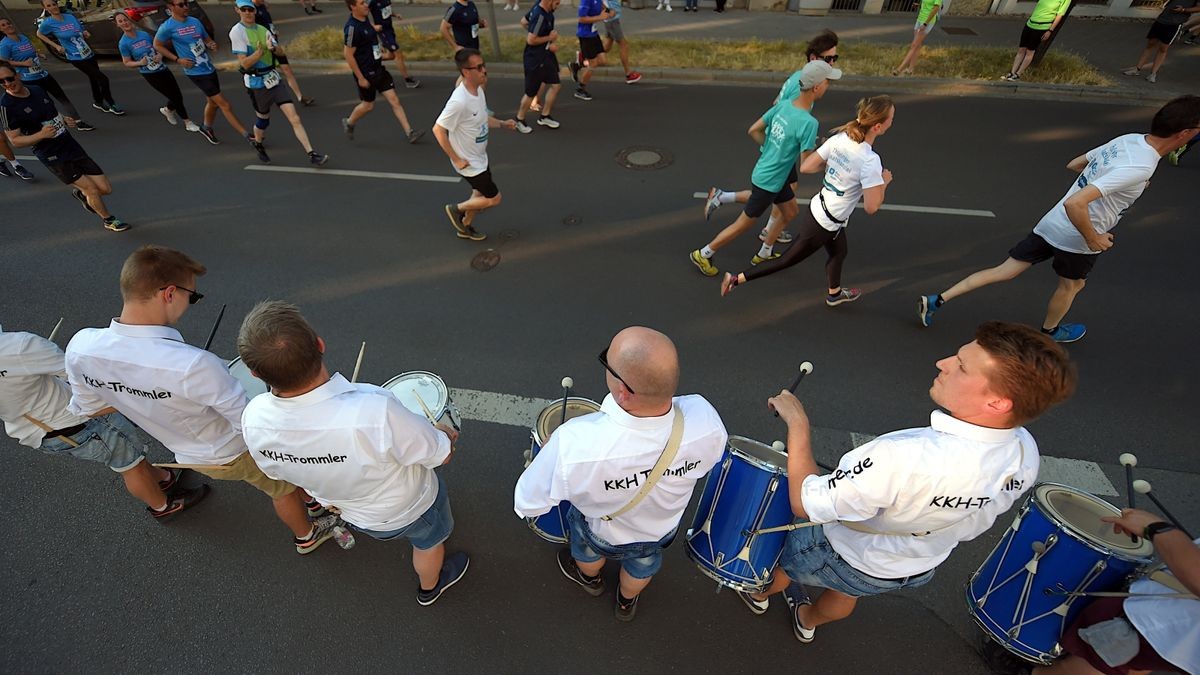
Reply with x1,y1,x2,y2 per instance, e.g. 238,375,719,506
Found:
525,397,601,543
685,436,793,592
966,483,1155,664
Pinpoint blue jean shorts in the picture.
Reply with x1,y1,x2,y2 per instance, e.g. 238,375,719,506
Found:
566,506,675,580
39,414,148,473
779,523,935,598
353,475,454,551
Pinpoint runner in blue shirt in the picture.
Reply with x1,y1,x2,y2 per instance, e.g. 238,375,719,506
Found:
253,0,315,106
515,0,563,133
368,0,420,88
35,0,122,115
116,12,199,134
341,0,424,143
154,0,252,147
567,0,613,101
0,17,93,132
440,0,485,53
599,0,641,84
1,64,128,230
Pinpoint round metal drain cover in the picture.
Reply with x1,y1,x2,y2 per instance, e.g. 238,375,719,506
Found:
498,229,520,242
471,249,501,271
616,146,673,171
562,215,582,226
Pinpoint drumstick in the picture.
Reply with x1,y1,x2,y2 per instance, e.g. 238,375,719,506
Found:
1119,453,1137,509
559,376,573,428
412,391,437,425
153,462,233,471
48,317,64,343
773,361,814,417
1134,480,1195,539
350,341,366,383
202,304,226,351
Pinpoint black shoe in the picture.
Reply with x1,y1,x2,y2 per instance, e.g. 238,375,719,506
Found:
311,5,322,11
406,128,425,144
252,141,271,163
615,592,639,622
198,126,219,145
309,151,329,166
149,484,210,520
103,216,130,232
12,164,33,181
158,467,188,492
417,551,470,606
300,97,316,106
74,119,96,132
556,548,604,596
303,5,312,13
0,161,11,178
457,226,486,241
444,203,467,236
404,77,420,89
71,188,96,214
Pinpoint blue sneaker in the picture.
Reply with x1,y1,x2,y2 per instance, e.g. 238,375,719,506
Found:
1046,323,1086,343
417,551,470,606
919,294,938,327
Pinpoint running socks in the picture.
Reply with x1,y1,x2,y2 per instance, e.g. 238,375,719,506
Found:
934,294,945,307
717,190,736,205
758,243,773,258
700,246,715,258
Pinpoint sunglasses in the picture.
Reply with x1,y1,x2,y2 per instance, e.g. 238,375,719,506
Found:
237,5,256,10
0,76,18,84
159,284,204,305
821,54,838,64
462,64,486,71
598,347,635,395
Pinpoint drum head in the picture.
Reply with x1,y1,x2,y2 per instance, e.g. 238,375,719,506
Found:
535,397,600,445
1034,484,1155,558
228,356,269,399
382,371,449,418
728,436,788,474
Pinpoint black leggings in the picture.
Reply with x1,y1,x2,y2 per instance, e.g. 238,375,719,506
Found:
31,74,81,119
743,208,849,289
141,70,190,121
68,57,114,106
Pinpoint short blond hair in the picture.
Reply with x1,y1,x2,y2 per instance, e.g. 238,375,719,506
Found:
119,245,206,301
238,300,323,392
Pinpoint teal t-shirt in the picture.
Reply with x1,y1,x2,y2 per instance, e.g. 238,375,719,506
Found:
750,101,819,193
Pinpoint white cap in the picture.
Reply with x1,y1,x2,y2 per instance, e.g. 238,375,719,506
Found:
799,60,842,90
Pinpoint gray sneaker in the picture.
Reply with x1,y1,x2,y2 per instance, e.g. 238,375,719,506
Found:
294,515,337,555
515,119,532,134
406,128,425,144
341,117,355,140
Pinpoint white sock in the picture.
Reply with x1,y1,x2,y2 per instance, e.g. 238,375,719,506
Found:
717,190,736,205
7,159,21,169
764,214,778,232
758,243,774,258
700,246,715,259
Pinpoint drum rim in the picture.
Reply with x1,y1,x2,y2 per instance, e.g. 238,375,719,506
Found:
727,435,788,474
382,370,449,408
963,583,1056,665
683,538,773,593
226,356,268,396
1032,482,1156,560
533,396,601,446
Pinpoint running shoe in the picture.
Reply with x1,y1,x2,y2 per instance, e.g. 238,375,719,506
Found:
309,151,329,166
0,161,10,178
74,119,96,132
1008,73,1021,81
1045,323,1086,343
294,516,337,555
71,188,96,214
149,484,209,520
625,71,643,84
251,141,271,163
102,216,130,232
158,467,185,492
1146,72,1157,84
515,119,532,134
918,294,938,327
458,226,486,241
720,272,738,297
91,102,114,114
300,96,316,106
184,120,201,132
615,593,639,622
784,584,815,643
1168,145,1185,166
690,249,718,277
407,128,425,144
537,115,560,129
417,551,470,606
311,4,322,11
404,77,421,89
12,164,33,181
569,52,582,82
556,548,604,596
159,106,179,125
342,117,355,140
199,125,220,145
737,590,769,615
760,227,793,244
751,252,780,265
704,187,722,220
444,203,468,236
826,288,861,306
573,87,593,101
1121,66,1141,76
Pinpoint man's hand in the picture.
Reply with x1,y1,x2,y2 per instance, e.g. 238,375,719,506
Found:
454,157,470,171
548,29,558,42
179,57,195,68
881,168,894,185
373,23,383,32
479,18,487,28
205,38,218,51
37,123,59,141
53,44,66,55
434,422,459,443
1041,30,1052,41
768,390,810,428
501,119,517,130
549,43,559,53
356,74,369,88
1102,508,1168,538
1086,232,1114,252
83,30,92,39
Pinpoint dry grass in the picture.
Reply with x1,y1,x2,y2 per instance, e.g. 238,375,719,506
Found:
286,25,1111,86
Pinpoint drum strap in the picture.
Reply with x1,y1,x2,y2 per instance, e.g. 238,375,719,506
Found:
602,404,684,522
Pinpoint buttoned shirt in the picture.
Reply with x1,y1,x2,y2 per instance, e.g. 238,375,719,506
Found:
1125,538,1200,675
0,327,89,448
65,320,247,465
241,373,452,531
801,410,1039,578
514,394,728,545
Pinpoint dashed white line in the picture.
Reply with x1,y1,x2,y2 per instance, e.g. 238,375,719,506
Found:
243,165,462,183
690,191,996,218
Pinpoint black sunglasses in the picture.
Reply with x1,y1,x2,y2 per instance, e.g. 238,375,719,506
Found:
237,5,256,10
159,284,204,304
598,347,635,395
462,63,486,71
821,54,838,64
0,76,18,84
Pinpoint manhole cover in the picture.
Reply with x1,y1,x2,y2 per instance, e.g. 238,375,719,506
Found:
616,146,673,171
471,249,501,271
498,229,520,242
562,215,582,226
941,26,977,35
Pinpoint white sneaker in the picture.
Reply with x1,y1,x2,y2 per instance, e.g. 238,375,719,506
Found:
1121,67,1141,76
159,106,179,126
1145,72,1157,83
184,120,201,132
665,3,672,10
655,2,662,8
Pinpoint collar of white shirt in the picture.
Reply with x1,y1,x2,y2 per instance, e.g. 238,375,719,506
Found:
599,393,675,430
929,409,1017,443
107,319,186,343
266,372,355,408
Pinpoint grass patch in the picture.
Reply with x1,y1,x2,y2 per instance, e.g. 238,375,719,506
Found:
286,25,1110,86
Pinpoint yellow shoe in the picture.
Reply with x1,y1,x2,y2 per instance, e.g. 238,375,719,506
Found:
751,252,781,265
690,250,718,277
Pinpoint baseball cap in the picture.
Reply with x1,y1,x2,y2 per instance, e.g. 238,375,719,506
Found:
799,60,843,90
235,0,256,9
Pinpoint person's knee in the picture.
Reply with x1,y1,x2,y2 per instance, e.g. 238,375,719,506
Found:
488,192,502,207
360,101,375,112
1059,277,1086,293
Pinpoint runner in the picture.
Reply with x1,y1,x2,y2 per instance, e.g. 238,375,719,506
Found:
1,64,128,231
567,0,614,101
253,0,316,105
155,0,254,148
369,0,421,89
599,0,641,84
0,17,95,131
115,12,201,133
35,0,123,115
440,0,484,53
1121,0,1199,84
341,0,424,143
515,0,563,133
230,0,328,165
0,133,34,180
299,0,322,15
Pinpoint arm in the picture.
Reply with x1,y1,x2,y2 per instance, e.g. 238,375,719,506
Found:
36,30,66,55
513,433,566,518
182,353,248,432
489,115,516,130
231,30,265,70
769,390,820,519
862,170,894,214
439,19,460,51
4,125,55,150
747,117,767,146
1065,153,1088,173
1063,185,1110,252
1103,508,1200,595
385,398,454,468
154,36,190,67
432,123,468,171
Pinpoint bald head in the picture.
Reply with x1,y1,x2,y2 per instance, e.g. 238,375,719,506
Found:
607,326,679,403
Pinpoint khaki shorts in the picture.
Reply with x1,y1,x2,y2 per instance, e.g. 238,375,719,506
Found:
192,451,297,499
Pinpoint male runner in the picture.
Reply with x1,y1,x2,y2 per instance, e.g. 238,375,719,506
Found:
341,0,423,143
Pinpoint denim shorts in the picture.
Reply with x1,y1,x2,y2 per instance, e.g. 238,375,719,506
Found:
353,475,454,550
39,414,147,473
566,506,675,580
779,523,935,598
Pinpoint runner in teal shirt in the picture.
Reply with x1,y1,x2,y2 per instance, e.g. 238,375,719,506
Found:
751,100,818,193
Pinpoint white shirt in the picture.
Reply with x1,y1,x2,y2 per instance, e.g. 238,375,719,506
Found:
801,410,1039,579
64,320,248,465
1033,133,1160,255
0,327,89,448
514,394,728,545
1124,538,1200,675
809,131,885,231
435,83,490,178
241,373,452,531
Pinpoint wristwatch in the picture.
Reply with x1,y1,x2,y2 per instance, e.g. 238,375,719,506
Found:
1144,521,1177,541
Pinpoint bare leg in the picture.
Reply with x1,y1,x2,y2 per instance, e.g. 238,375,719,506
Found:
279,103,314,153
203,98,217,127
348,100,374,126
577,558,604,577
1149,43,1169,74
280,63,305,101
618,568,651,598
1042,276,1085,330
119,459,169,509
272,489,314,537
1134,41,1158,70
541,83,561,116
798,589,857,629
0,136,14,161
517,94,534,120
939,257,1032,302
413,543,446,589
458,192,501,223
381,89,414,133
1010,48,1026,75
1015,49,1037,75
211,93,248,135
750,566,794,601
706,211,762,253
73,174,113,219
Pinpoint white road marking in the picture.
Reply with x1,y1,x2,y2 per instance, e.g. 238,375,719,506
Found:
243,165,462,183
691,192,996,218
453,387,1116,496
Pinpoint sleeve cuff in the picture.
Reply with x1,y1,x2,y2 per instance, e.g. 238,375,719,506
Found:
800,473,839,524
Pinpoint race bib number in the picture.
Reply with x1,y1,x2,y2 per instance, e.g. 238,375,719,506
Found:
381,5,392,18
471,23,479,38
72,36,92,59
28,57,44,76
371,43,383,60
44,114,67,137
262,69,281,89
189,40,206,58
145,52,163,71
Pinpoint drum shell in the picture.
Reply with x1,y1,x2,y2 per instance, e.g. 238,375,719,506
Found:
525,397,600,544
228,356,269,399
382,371,462,431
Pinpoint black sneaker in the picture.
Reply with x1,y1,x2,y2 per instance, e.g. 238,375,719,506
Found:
74,120,96,132
300,97,316,106
103,216,130,232
417,551,470,606
294,516,337,555
444,203,468,236
573,87,593,101
0,161,11,178
158,467,187,492
12,164,33,181
149,484,210,520
457,226,486,241
71,188,96,214
252,141,271,163
311,5,322,11
615,592,639,622
198,126,219,145
569,57,582,83
309,151,329,166
556,548,604,596
404,77,420,89
406,128,425,144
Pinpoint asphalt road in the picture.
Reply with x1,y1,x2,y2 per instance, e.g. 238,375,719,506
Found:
1,62,1197,673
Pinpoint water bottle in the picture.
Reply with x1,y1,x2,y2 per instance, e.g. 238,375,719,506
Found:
332,524,356,550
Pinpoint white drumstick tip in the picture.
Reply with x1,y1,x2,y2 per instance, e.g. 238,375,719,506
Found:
771,440,786,452
1118,453,1138,467
1133,479,1152,494
561,376,573,389
800,361,814,375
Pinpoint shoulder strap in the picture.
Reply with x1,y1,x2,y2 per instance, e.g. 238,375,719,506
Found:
602,404,684,522
23,413,80,448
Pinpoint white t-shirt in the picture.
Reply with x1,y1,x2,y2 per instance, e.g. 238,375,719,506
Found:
435,83,489,177
1124,540,1200,675
0,328,89,448
1033,133,1160,255
809,131,885,231
801,410,1039,578
513,394,728,545
241,373,451,531
65,320,248,465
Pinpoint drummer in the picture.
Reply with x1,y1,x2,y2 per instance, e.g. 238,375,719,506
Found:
63,245,336,554
744,321,1076,643
236,300,470,606
513,326,728,621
